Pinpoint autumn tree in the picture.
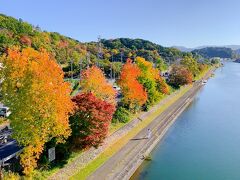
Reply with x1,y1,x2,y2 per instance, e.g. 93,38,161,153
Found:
157,76,170,95
135,57,169,105
19,35,32,47
118,59,147,111
180,55,200,77
80,66,116,105
168,65,193,88
198,63,209,72
70,93,115,149
0,47,73,175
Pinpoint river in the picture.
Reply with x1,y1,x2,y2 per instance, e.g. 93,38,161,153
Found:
131,62,240,180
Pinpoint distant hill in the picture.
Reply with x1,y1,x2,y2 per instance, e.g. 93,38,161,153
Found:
101,38,188,63
171,46,193,52
194,45,240,51
173,45,240,51
192,47,235,58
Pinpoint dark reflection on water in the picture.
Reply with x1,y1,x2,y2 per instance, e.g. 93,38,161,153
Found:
131,62,240,180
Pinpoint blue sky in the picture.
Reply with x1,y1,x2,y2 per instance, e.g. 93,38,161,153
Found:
0,0,240,47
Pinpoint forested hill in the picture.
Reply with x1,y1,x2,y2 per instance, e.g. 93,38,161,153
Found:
100,38,186,62
0,14,187,68
192,47,236,59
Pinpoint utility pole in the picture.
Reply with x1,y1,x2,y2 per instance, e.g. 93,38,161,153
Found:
79,58,82,79
149,56,153,65
86,52,90,68
97,35,102,67
121,51,123,64
70,59,73,80
111,52,113,79
113,52,116,80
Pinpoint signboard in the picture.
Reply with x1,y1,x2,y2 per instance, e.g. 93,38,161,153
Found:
48,147,55,162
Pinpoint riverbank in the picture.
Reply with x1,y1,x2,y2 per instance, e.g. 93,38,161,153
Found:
86,68,214,180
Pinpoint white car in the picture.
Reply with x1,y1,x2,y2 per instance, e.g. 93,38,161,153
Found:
113,85,121,91
202,80,207,85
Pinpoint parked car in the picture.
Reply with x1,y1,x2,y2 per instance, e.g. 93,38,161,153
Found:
113,85,121,91
202,80,207,85
0,107,11,118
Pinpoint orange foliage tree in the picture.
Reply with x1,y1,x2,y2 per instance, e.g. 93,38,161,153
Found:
80,66,116,105
118,59,147,111
0,47,73,175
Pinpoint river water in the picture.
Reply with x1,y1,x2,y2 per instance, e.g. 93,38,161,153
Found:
132,62,240,180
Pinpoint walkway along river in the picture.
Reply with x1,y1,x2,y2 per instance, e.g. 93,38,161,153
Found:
131,62,240,180
87,67,214,180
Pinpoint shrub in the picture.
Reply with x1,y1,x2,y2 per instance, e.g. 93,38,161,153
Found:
112,107,130,123
3,171,20,180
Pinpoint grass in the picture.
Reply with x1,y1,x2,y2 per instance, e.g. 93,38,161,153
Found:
32,150,84,179
70,85,192,180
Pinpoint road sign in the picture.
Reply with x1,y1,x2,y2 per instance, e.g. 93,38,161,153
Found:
48,147,55,162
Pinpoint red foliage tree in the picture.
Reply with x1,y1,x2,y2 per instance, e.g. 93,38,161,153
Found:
168,65,193,87
70,93,116,149
19,35,32,46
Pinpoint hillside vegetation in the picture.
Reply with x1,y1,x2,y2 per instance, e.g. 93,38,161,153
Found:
0,13,189,77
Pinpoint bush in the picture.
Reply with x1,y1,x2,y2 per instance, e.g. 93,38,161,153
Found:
112,107,130,123
3,171,20,180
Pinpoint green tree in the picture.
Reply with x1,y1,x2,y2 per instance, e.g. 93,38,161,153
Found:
180,55,200,77
155,57,168,71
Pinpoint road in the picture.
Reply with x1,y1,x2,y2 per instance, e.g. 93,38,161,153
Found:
87,70,213,180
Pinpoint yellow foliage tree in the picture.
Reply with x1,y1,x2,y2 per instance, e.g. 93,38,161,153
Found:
135,57,169,105
0,47,73,175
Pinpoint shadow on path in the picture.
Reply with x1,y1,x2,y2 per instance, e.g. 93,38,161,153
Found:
131,137,148,141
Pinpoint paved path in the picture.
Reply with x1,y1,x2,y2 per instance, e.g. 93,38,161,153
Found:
88,70,214,180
